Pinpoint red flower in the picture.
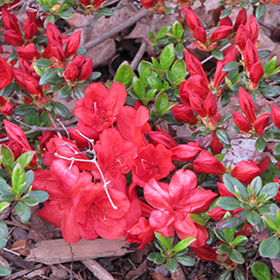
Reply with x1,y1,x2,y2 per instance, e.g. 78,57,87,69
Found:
148,127,177,149
172,104,197,124
232,110,252,132
189,91,207,118
3,29,24,46
245,15,259,45
238,87,256,123
0,56,13,90
209,25,233,43
145,169,217,247
64,30,81,59
231,160,261,185
236,24,251,51
1,102,14,116
193,150,226,174
184,8,201,31
132,144,174,187
249,62,264,90
141,0,166,13
194,26,207,44
170,143,201,162
125,217,155,250
23,17,37,40
192,245,217,262
204,92,217,118
271,104,280,130
16,44,41,60
74,82,127,140
253,113,270,136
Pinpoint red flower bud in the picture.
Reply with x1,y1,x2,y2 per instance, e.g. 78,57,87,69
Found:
2,8,22,35
189,91,207,118
210,25,233,43
210,131,224,155
3,30,24,46
170,144,201,161
64,30,81,58
233,8,247,32
1,102,14,116
17,44,41,60
148,129,176,149
63,62,79,82
253,113,270,136
172,104,197,124
46,22,62,45
220,16,233,27
271,104,280,130
0,96,6,106
232,110,252,132
231,160,261,184
243,39,259,72
77,58,93,81
184,49,209,83
238,87,256,123
23,17,37,39
193,150,226,174
236,24,251,51
0,56,13,90
194,26,207,44
249,62,264,90
245,15,259,45
141,0,166,13
72,55,86,69
184,7,201,31
50,40,65,61
204,92,217,118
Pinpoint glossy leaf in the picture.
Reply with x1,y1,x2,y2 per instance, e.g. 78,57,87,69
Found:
166,258,178,273
113,61,135,88
251,262,271,280
160,44,175,70
173,237,196,251
259,236,280,258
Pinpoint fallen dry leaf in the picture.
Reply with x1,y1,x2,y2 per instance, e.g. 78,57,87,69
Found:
150,272,170,280
10,240,30,256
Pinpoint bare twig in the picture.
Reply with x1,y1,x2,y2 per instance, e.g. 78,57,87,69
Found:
82,8,149,51
82,260,115,280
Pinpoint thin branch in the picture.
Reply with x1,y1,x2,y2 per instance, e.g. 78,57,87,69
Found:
82,8,149,51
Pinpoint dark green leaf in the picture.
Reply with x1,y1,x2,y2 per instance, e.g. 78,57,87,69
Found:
59,86,72,99
216,129,230,145
222,92,230,106
229,249,245,264
212,49,224,60
255,137,266,153
214,228,229,243
222,62,241,72
0,220,8,239
29,190,49,203
39,68,64,85
255,4,267,20
51,101,71,119
58,10,73,19
217,243,231,254
88,72,101,80
13,104,36,116
15,202,31,223
23,196,39,206
251,262,271,280
220,8,231,19
0,264,11,276
97,7,114,16
33,35,48,44
261,182,279,199
0,83,15,97
34,58,54,67
217,270,232,280
259,236,280,258
160,44,175,70
234,268,245,280
147,252,161,261
232,235,248,246
239,1,249,9
249,176,262,196
153,254,166,265
258,50,271,59
217,197,241,211
247,210,261,225
260,86,278,98
166,258,178,273
174,255,195,266
223,174,248,199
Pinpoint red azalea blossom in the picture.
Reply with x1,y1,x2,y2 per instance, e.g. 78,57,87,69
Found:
145,169,217,247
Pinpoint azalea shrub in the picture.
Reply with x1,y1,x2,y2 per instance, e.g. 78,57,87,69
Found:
0,0,280,278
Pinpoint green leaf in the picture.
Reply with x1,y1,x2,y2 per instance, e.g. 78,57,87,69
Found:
1,145,14,171
140,67,153,87
216,197,241,211
223,174,248,199
216,129,230,145
34,58,54,67
29,190,49,203
39,68,64,85
160,44,175,70
44,15,56,27
147,252,161,262
217,270,232,280
171,60,186,86
51,101,71,119
261,182,279,199
172,21,184,39
113,61,135,88
258,50,271,59
88,72,101,80
15,201,31,223
217,243,231,254
166,258,178,273
214,228,230,243
222,92,230,106
154,232,172,249
13,104,36,116
33,35,48,44
132,77,145,99
212,49,224,60
239,1,250,9
59,86,72,99
148,77,162,90
97,7,114,16
14,151,35,169
260,86,278,98
154,92,172,115
0,202,9,213
222,62,241,72
153,254,166,265
0,264,11,276
138,61,152,76
229,248,245,264
251,262,271,280
0,220,8,239
174,255,195,266
247,210,261,225
173,237,196,251
255,4,267,20
234,268,245,280
259,236,280,258
58,10,73,19
175,43,184,60
23,196,39,206
156,26,171,39
232,235,248,246
23,170,34,193
249,176,262,196
12,163,26,196
220,7,231,19
255,137,266,153
265,56,277,75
